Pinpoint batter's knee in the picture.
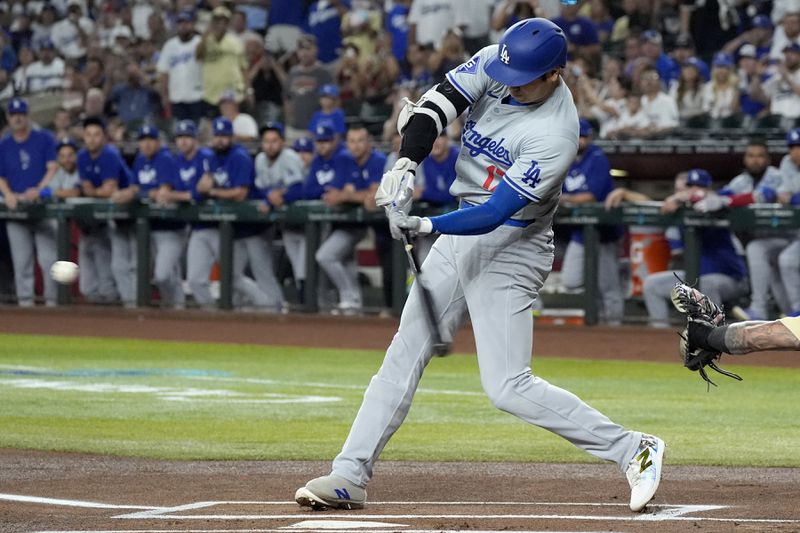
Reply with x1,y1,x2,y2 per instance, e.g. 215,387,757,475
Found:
484,376,530,414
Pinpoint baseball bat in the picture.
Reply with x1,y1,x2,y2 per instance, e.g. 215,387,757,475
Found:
401,230,450,357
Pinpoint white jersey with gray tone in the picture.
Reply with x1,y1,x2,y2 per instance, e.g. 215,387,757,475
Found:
777,155,800,195
723,166,783,195
49,167,80,191
446,45,578,224
254,148,305,191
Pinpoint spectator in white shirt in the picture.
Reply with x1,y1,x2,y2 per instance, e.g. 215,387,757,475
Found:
670,57,705,121
24,40,64,94
701,52,740,120
408,0,456,49
755,42,800,127
31,4,57,49
219,92,258,141
50,0,94,61
638,66,679,137
157,10,204,123
770,10,800,60
12,47,35,95
603,90,651,139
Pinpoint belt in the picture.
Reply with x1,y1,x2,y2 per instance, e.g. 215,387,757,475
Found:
459,199,536,228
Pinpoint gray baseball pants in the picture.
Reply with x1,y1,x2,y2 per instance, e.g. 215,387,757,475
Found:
643,270,746,328
233,234,281,310
745,237,790,318
109,222,137,306
331,224,641,488
560,240,624,325
187,228,219,308
778,239,800,314
282,228,306,282
5,220,58,306
151,229,187,308
78,226,117,302
316,227,366,309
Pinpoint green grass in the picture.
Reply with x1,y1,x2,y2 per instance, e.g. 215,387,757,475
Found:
0,333,798,466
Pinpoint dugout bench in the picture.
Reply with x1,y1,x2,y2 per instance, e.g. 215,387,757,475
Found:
1,199,798,324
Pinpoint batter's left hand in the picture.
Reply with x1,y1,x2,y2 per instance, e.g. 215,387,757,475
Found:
387,210,431,239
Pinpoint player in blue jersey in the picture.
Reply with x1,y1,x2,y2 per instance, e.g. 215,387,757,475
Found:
559,119,624,325
112,125,185,308
314,124,386,314
296,18,664,513
78,117,135,307
188,116,269,309
0,98,59,306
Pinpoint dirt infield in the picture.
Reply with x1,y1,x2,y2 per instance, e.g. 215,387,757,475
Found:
1,306,799,532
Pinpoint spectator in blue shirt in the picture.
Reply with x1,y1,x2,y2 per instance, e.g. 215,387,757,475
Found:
109,64,161,133
78,116,136,307
265,0,308,56
308,84,347,138
641,30,679,89
307,0,350,64
112,125,185,308
552,4,601,65
559,119,624,325
0,97,58,306
385,0,411,64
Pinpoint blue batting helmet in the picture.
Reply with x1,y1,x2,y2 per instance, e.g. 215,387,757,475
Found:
483,18,567,87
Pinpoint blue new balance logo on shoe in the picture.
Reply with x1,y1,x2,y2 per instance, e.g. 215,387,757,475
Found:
334,488,351,500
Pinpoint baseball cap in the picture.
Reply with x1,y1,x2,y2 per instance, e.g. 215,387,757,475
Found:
641,30,662,45
39,39,56,50
176,10,195,23
314,124,336,141
212,6,231,19
57,137,78,151
138,124,159,140
686,168,712,188
293,137,314,153
784,43,800,54
212,116,233,136
175,119,197,138
738,43,757,58
111,25,133,41
319,84,340,98
752,14,773,29
578,118,593,137
260,121,285,138
7,97,28,114
787,127,800,146
712,51,734,68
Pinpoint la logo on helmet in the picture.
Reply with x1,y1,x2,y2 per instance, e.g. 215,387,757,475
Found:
500,44,510,64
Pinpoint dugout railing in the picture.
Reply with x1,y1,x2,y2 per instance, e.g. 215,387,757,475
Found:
1,199,797,324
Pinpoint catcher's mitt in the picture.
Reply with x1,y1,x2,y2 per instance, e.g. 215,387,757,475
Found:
670,276,742,387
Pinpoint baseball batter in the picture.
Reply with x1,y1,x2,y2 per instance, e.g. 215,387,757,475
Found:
295,19,665,513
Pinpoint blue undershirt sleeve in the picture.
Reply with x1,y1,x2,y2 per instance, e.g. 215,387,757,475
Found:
428,180,530,235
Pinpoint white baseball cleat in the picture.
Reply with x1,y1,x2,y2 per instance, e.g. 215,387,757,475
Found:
295,474,366,510
626,434,666,512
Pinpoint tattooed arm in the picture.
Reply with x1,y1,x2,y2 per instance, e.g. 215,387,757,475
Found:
724,321,800,355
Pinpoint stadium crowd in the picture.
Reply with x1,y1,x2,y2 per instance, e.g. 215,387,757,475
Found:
1,0,800,323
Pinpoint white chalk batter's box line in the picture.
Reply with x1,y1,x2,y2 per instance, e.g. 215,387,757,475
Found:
4,493,799,527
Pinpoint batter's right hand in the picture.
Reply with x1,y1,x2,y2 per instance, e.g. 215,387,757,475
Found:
375,157,416,212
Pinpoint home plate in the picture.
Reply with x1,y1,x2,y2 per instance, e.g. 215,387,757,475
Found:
283,520,408,529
